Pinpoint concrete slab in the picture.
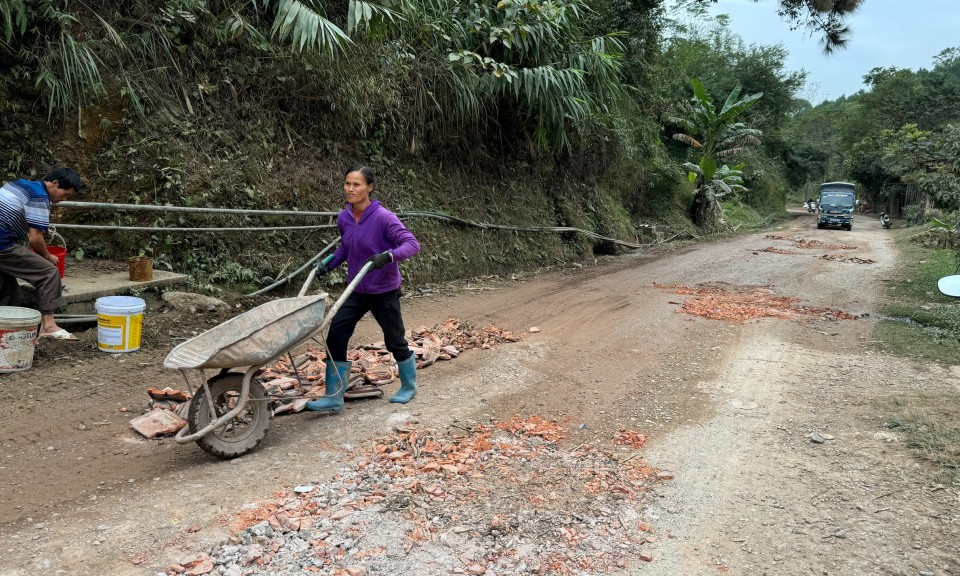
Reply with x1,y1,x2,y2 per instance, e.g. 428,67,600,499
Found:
19,268,190,307
60,269,189,303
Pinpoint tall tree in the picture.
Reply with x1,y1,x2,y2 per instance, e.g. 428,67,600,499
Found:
679,0,864,53
768,0,864,53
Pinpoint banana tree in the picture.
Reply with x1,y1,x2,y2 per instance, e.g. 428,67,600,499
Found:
671,78,762,227
683,160,748,205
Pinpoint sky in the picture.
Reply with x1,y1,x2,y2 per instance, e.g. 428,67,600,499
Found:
705,0,960,103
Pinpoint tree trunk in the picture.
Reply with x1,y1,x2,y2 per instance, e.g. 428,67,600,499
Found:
690,187,720,228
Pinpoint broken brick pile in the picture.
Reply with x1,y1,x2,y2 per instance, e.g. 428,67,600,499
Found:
819,254,876,264
755,236,874,265
130,319,524,439
263,318,523,415
167,416,665,575
659,283,857,323
764,235,857,250
128,388,193,439
753,246,801,255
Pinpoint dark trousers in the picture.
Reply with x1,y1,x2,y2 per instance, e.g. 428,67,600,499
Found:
0,245,65,313
326,289,412,363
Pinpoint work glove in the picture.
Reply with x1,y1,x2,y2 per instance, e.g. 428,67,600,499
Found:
315,262,332,276
366,251,393,270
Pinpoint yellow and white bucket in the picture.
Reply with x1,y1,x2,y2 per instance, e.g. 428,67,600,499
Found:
0,306,41,372
96,296,145,353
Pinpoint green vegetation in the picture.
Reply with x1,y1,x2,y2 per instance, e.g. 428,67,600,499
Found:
0,0,869,291
881,393,960,485
657,12,803,228
875,227,960,484
3,0,954,482
877,228,960,362
787,48,960,216
781,36,960,488
718,198,773,231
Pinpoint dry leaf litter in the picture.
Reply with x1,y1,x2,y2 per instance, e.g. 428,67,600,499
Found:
165,416,665,576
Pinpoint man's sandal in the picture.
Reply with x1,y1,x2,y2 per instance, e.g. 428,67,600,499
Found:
39,328,78,340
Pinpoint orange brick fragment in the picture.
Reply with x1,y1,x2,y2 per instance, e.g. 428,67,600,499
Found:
129,408,187,439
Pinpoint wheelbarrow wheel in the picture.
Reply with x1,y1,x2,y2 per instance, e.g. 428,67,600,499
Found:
188,372,271,458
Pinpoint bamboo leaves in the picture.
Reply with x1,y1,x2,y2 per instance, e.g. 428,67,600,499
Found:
438,0,624,151
347,1,402,37
4,0,624,153
271,0,350,55
1,0,28,46
36,34,107,118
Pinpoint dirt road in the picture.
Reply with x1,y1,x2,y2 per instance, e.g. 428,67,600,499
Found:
1,211,957,575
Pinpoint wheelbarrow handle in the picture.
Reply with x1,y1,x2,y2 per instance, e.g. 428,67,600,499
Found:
315,261,373,334
298,254,336,297
297,255,373,336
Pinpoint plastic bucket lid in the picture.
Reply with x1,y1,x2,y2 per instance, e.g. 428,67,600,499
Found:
0,306,42,327
95,296,146,315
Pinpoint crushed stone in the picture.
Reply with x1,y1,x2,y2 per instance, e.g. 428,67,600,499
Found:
168,416,663,575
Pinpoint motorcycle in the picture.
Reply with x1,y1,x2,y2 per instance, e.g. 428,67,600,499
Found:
880,212,892,229
804,201,816,213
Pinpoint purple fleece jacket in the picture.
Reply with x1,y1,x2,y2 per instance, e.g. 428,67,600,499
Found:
328,200,419,294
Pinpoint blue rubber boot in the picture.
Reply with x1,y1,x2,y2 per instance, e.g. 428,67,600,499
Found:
390,355,417,404
305,360,352,413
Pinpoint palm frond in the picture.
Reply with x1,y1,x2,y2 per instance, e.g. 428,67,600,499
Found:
225,11,269,44
716,147,749,157
718,84,743,115
712,179,732,196
690,78,717,124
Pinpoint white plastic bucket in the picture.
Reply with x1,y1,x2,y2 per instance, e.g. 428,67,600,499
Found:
0,306,42,372
96,296,146,353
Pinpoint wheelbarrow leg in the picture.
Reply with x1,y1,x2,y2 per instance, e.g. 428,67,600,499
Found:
176,368,253,443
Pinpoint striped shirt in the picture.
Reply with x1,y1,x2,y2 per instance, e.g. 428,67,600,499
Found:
0,179,50,251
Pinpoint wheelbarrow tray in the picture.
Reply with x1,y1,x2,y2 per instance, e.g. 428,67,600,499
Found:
163,295,327,370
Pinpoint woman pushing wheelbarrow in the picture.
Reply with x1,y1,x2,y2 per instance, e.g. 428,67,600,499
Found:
162,163,419,458
307,163,421,413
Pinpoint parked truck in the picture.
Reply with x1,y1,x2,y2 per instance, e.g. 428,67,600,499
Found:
816,182,857,231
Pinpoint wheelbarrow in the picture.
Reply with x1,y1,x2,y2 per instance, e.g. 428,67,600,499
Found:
163,258,372,458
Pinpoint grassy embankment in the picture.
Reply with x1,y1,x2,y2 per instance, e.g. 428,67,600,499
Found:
876,226,960,484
